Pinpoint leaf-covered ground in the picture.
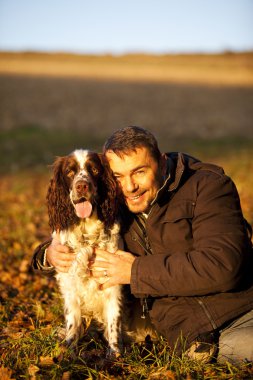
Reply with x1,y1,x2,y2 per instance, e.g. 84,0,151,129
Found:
0,160,253,379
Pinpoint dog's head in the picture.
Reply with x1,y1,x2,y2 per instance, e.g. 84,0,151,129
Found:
46,149,118,232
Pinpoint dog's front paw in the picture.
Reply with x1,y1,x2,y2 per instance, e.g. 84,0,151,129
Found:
56,326,66,342
106,347,122,360
66,336,77,347
65,321,84,345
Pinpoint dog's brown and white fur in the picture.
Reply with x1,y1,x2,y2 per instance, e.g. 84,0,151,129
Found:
47,149,123,354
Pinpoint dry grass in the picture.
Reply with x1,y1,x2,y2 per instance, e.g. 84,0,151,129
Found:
1,52,253,146
0,51,253,86
1,76,253,145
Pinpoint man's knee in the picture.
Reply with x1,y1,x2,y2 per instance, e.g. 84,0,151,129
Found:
218,326,253,364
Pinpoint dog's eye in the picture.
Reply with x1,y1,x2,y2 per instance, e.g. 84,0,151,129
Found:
66,169,75,177
92,167,99,175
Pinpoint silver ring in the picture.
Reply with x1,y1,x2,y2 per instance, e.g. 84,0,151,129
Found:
104,270,108,277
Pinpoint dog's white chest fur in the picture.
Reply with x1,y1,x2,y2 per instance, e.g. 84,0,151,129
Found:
55,220,122,352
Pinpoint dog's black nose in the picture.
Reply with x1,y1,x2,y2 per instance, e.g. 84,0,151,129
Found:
75,180,89,195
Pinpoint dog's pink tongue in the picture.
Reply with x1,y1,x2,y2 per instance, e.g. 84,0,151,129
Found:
75,201,92,218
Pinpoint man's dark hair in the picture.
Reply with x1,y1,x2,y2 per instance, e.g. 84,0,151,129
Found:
103,126,161,162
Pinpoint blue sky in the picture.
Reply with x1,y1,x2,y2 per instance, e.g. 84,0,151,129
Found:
0,0,252,54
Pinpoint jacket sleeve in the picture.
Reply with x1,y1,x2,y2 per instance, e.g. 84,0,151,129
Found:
31,239,55,276
130,173,250,297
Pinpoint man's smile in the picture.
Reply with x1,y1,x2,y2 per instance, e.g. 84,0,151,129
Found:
126,191,146,202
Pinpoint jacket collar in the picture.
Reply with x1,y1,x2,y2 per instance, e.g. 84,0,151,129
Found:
151,152,185,206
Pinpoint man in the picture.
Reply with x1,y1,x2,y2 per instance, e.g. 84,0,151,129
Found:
32,126,253,363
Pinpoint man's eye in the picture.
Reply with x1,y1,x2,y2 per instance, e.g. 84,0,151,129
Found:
136,170,144,175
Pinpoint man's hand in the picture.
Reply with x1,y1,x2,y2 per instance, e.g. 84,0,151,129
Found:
46,232,76,273
89,248,135,290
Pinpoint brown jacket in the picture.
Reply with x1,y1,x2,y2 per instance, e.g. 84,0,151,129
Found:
121,153,253,348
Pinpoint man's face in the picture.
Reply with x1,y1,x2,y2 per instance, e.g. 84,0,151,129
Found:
106,147,165,214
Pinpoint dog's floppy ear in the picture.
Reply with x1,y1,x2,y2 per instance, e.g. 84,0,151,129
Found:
97,154,119,232
46,156,78,231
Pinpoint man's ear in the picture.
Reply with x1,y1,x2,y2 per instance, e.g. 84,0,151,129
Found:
160,153,167,176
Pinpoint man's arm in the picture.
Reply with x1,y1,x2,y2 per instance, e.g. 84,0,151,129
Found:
31,233,76,274
31,239,55,275
130,173,250,297
91,173,250,296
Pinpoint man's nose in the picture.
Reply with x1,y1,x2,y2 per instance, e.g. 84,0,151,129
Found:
124,176,138,192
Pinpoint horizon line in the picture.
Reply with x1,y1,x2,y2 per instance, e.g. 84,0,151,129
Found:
1,48,253,57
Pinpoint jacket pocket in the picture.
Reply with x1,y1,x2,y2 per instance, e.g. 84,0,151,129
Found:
163,200,196,223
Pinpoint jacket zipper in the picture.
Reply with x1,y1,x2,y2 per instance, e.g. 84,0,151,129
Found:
197,298,217,330
131,218,153,319
132,232,153,256
132,216,153,255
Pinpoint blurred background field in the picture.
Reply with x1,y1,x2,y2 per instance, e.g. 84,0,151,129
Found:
1,51,253,223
